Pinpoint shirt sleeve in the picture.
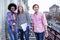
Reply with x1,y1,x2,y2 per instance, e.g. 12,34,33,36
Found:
16,15,19,27
42,13,48,26
6,12,12,26
12,14,17,23
32,15,34,26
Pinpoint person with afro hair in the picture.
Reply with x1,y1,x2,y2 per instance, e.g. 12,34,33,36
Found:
6,3,17,40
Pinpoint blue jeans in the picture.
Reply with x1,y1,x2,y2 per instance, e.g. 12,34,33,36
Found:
18,29,29,40
8,26,17,40
35,32,45,40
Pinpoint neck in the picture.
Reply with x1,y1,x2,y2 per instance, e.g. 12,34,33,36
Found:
11,11,14,13
11,11,15,15
34,11,38,14
20,11,23,14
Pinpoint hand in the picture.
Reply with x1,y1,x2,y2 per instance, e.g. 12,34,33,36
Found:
13,14,16,19
12,23,16,25
12,28,15,33
31,24,34,34
45,31,48,38
32,27,34,34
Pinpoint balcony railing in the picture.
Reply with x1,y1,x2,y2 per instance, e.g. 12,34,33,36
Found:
47,20,60,40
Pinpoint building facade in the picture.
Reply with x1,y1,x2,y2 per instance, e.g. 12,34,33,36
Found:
49,4,59,17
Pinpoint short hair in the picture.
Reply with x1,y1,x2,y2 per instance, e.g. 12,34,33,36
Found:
33,4,39,9
8,3,17,11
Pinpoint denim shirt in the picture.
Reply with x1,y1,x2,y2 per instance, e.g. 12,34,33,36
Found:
6,12,16,26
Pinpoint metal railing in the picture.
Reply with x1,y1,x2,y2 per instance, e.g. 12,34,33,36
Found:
47,26,60,40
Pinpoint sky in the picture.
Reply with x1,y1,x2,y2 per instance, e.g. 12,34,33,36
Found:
28,0,60,14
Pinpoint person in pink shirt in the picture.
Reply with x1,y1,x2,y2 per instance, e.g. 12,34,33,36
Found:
32,4,48,40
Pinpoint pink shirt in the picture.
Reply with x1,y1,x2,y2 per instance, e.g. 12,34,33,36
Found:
32,12,47,33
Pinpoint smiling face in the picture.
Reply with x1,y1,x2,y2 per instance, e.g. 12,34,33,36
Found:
18,5,23,13
11,6,15,12
33,4,39,13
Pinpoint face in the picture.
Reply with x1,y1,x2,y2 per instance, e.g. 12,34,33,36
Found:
11,6,15,12
33,5,39,12
18,6,23,12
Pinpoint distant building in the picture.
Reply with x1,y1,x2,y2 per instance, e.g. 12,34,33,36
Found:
57,7,60,16
49,4,60,21
49,4,59,17
43,11,52,20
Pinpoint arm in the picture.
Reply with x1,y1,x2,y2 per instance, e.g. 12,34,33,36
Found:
42,13,48,37
32,16,34,31
26,12,31,26
12,14,16,26
6,12,12,26
42,13,48,31
6,12,15,28
16,15,19,27
32,21,34,31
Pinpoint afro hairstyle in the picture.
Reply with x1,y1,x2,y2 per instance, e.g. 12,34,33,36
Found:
8,3,17,11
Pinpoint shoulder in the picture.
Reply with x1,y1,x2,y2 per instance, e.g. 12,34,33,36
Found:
38,12,43,15
14,12,17,14
7,12,11,15
7,12,11,14
32,14,35,19
39,12,45,16
24,11,29,14
24,12,29,16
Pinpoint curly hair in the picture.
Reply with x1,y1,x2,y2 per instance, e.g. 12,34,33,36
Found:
8,3,17,11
